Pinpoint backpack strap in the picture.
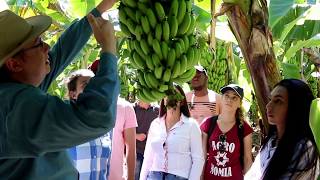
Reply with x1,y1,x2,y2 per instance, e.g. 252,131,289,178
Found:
236,119,244,168
206,115,219,149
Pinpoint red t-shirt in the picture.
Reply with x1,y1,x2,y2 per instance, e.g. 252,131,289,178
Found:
200,118,253,180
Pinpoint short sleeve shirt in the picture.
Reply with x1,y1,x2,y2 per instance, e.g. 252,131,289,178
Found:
201,119,253,180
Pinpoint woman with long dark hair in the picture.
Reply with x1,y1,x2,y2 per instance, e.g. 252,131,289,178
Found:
245,79,320,179
139,84,204,180
201,84,253,179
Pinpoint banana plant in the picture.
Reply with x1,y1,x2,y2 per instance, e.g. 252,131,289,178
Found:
215,0,282,130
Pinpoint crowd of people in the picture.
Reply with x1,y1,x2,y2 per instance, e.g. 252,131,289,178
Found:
0,1,319,180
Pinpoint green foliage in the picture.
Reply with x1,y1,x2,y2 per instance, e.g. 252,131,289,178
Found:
269,0,295,28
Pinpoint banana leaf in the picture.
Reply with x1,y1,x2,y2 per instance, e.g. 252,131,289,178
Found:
309,98,320,152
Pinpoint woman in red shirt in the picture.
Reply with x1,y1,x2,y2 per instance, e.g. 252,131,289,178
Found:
201,84,253,180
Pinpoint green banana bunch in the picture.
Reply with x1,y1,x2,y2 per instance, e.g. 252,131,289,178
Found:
119,0,197,103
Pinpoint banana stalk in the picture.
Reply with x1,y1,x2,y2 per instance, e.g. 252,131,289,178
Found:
217,0,282,132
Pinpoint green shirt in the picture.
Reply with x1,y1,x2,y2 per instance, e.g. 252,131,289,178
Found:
0,9,119,180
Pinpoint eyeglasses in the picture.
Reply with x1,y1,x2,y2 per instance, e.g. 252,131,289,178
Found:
218,134,227,152
22,38,45,52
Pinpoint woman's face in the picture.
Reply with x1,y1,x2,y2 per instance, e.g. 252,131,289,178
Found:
221,90,241,111
266,85,288,127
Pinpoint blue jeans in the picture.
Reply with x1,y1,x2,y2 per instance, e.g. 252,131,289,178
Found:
146,171,187,180
135,153,144,180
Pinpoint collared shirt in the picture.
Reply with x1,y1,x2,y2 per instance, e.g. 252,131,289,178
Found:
68,132,112,180
134,103,159,154
140,114,204,180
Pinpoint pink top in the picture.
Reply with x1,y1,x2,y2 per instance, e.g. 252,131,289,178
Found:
109,98,138,180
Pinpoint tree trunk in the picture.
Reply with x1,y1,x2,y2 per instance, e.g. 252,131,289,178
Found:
216,0,281,133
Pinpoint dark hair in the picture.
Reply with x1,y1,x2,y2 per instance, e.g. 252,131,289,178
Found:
263,79,319,179
67,76,79,91
159,84,190,118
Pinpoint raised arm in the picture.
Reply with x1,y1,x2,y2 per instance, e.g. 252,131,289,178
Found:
40,0,117,91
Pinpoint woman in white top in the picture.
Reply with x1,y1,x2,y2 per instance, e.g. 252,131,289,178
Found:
245,79,319,180
139,84,204,180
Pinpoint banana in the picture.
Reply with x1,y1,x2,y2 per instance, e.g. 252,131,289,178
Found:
119,9,127,25
175,42,182,58
155,23,162,41
137,2,148,13
179,67,196,80
140,39,150,55
146,9,157,29
172,68,196,85
171,60,181,78
143,73,153,88
147,32,154,46
134,25,143,41
155,2,166,21
183,35,190,51
179,54,188,75
162,69,172,82
152,54,161,67
129,55,141,69
186,48,195,68
186,14,196,35
140,16,150,34
177,0,186,24
142,88,156,102
137,71,147,87
137,90,152,103
126,19,136,35
161,41,169,60
128,39,134,51
120,23,131,36
133,51,146,69
154,66,164,79
151,89,166,100
145,56,155,70
167,49,176,68
123,0,137,8
159,84,169,92
169,0,179,17
189,35,196,46
169,16,178,38
124,7,137,23
136,11,143,24
186,0,192,12
146,73,159,88
178,12,191,35
134,40,146,59
178,39,185,53
152,39,163,60
162,20,170,42
193,48,200,65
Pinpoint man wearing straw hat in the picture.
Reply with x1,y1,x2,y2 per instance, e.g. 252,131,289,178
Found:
0,0,119,179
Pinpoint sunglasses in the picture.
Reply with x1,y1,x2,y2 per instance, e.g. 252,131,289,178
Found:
218,134,227,152
22,38,45,52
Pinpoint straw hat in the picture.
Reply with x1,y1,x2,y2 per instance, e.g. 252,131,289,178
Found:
0,10,52,67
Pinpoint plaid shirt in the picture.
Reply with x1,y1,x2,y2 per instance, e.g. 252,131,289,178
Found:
68,132,112,180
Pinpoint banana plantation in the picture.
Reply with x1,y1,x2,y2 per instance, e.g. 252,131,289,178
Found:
3,0,320,150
